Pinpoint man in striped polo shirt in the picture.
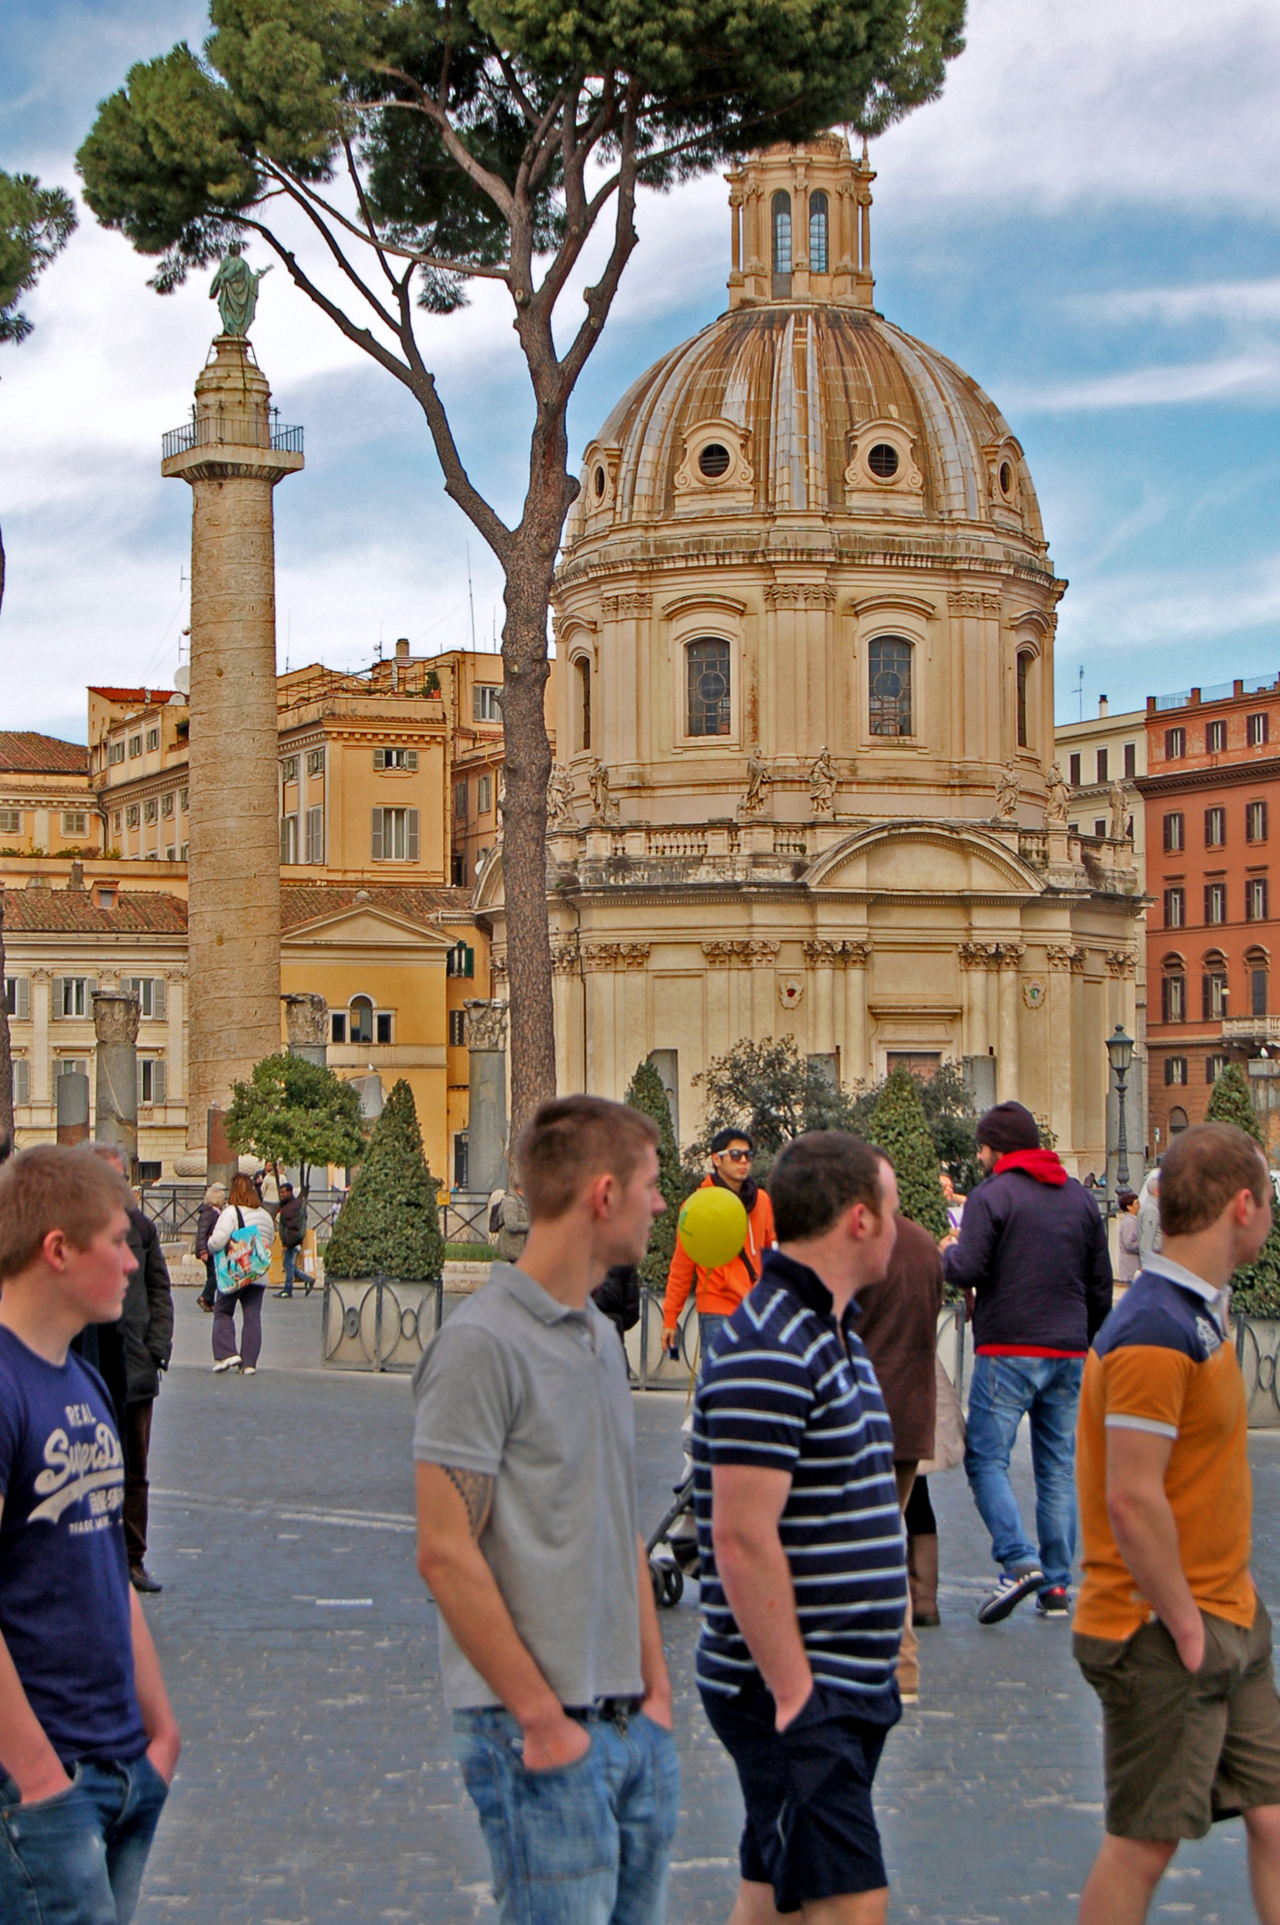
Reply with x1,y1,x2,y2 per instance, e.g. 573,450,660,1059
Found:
693,1132,907,1924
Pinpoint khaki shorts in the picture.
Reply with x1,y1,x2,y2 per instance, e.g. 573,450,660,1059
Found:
1075,1601,1280,1839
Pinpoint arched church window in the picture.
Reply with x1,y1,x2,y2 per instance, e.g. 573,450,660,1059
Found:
349,995,374,1045
808,192,829,274
868,636,913,737
575,657,592,752
772,192,792,295
1168,1105,1189,1135
1016,650,1033,748
687,638,731,737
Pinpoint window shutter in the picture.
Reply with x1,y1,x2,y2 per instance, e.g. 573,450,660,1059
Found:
87,979,98,1004
465,944,475,979
406,809,419,862
153,1059,166,1107
373,748,386,770
136,1059,145,1106
152,977,166,1022
50,978,63,1021
371,808,383,860
405,750,418,771
15,978,29,1022
280,818,290,863
13,1059,28,1106
1202,975,1211,1021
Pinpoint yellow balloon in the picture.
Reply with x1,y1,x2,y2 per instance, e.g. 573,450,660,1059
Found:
678,1187,749,1270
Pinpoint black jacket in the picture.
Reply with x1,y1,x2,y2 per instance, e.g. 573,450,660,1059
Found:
278,1194,306,1249
118,1208,175,1403
592,1265,640,1345
194,1201,220,1261
943,1167,1112,1353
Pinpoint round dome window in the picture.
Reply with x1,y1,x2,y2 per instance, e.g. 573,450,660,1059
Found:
998,460,1013,497
868,443,900,480
593,465,606,498
698,443,732,479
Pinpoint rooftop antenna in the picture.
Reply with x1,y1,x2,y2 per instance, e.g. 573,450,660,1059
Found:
1076,664,1085,723
467,544,477,650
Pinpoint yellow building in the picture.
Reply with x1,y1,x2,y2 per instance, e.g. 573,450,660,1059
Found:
0,732,101,857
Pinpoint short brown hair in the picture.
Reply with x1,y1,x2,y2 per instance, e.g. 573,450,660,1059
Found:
771,1132,888,1242
228,1173,259,1210
515,1096,659,1222
1159,1123,1270,1238
0,1145,133,1280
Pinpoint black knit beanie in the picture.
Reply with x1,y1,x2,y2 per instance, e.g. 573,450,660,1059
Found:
976,1100,1041,1155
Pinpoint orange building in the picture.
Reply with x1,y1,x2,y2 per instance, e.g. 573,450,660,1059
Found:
1139,674,1280,1153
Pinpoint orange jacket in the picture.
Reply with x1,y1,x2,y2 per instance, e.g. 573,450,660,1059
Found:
662,1175,776,1327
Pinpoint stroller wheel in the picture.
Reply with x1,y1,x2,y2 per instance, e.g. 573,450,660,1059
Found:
650,1562,666,1609
661,1565,684,1609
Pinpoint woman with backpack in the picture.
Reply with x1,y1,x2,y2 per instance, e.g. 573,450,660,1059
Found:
207,1172,276,1375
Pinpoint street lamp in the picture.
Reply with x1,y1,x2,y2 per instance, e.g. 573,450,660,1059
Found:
1106,1023,1135,1192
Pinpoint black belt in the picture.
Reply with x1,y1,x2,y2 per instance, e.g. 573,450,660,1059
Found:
562,1695,644,1726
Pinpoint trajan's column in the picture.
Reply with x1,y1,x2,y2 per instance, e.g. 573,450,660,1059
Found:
162,247,303,1155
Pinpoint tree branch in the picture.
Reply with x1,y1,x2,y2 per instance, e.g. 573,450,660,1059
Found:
374,65,517,222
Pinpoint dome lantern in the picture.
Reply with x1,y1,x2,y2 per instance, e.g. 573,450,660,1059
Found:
728,135,874,311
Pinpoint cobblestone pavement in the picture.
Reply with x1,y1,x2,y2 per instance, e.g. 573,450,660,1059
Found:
136,1289,1280,1923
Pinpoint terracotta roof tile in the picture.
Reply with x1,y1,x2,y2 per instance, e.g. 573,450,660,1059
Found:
2,889,188,935
87,687,179,706
0,733,89,776
281,882,475,931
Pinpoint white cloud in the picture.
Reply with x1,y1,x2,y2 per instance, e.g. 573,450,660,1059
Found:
1091,279,1280,325
1006,351,1280,413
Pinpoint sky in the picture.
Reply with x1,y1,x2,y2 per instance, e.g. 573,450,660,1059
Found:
3,0,1280,740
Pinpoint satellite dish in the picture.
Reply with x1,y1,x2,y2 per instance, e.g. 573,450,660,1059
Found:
174,664,191,695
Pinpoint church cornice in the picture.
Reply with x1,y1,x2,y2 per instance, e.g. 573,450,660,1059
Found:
556,536,1059,601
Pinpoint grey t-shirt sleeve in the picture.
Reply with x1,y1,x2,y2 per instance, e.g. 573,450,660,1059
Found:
412,1321,516,1478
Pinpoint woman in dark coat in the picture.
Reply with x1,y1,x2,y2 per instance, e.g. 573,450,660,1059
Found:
195,1182,226,1311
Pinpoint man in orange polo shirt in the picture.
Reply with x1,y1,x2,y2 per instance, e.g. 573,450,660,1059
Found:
1074,1121,1280,1924
662,1129,775,1365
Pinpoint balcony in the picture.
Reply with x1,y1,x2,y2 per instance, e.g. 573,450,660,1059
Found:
1222,1016,1280,1046
161,412,304,460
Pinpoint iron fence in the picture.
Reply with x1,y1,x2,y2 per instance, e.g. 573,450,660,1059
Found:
323,1276,444,1372
140,1184,344,1243
161,415,304,460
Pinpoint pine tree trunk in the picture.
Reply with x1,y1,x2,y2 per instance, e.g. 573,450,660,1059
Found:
500,541,557,1143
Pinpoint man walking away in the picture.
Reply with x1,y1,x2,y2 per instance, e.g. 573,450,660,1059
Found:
663,1127,775,1364
695,1132,906,1925
945,1101,1112,1625
88,1143,175,1597
273,1181,313,1298
1075,1122,1280,1925
856,1213,945,1703
413,1096,679,1925
0,1145,180,1924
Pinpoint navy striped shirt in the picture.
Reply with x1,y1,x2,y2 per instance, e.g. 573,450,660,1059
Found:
692,1249,907,1719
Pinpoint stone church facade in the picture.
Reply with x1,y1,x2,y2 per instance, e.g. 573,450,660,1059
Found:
479,137,1141,1170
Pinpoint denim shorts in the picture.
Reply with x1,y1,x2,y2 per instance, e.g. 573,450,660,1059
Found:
453,1704,680,1925
0,1754,168,1925
700,1679,891,1911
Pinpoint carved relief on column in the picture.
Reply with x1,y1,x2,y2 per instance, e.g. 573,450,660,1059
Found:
600,592,653,618
464,1000,509,1051
1046,943,1086,974
804,939,869,967
744,940,781,967
947,590,1001,614
958,941,1000,970
580,941,652,972
702,940,748,967
1105,949,1137,978
995,943,1026,970
764,584,836,608
550,941,582,976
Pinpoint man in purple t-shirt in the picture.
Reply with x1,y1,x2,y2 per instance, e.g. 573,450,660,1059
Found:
0,1145,181,1925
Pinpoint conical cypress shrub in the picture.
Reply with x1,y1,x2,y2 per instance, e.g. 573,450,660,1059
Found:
324,1079,444,1280
870,1068,949,1239
1205,1063,1262,1141
625,1059,695,1291
1204,1064,1280,1313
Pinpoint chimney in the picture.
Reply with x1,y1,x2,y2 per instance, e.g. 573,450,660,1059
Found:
67,861,85,892
1098,695,1109,717
395,638,410,660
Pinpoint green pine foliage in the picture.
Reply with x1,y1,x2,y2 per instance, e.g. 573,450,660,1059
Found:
624,1059,696,1291
869,1068,949,1239
1205,1063,1263,1141
324,1079,445,1281
1204,1065,1280,1315
224,1052,366,1195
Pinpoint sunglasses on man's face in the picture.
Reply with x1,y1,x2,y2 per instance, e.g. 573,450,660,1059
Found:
720,1148,753,1162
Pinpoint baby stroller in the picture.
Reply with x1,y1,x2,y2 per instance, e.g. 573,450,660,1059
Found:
646,1414,699,1608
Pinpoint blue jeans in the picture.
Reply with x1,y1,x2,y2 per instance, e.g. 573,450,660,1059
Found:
281,1246,309,1295
698,1312,728,1368
0,1756,168,1924
964,1354,1083,1592
454,1706,680,1925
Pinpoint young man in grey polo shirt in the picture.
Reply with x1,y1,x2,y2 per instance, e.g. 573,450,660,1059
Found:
413,1095,679,1925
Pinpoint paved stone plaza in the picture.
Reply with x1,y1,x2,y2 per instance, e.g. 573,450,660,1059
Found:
134,1291,1280,1924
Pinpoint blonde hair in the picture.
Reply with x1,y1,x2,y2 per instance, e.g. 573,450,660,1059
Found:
0,1145,133,1279
204,1183,227,1205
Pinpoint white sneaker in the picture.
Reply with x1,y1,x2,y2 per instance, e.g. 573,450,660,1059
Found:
241,1365,256,1376
212,1356,240,1373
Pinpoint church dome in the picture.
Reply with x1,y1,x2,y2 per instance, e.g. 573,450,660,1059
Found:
565,137,1045,556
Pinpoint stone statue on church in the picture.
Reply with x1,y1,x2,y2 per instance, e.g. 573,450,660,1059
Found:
210,243,272,337
1109,778,1129,841
588,759,619,824
809,746,837,814
546,763,575,830
994,761,1020,821
1045,761,1070,828
740,752,772,818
